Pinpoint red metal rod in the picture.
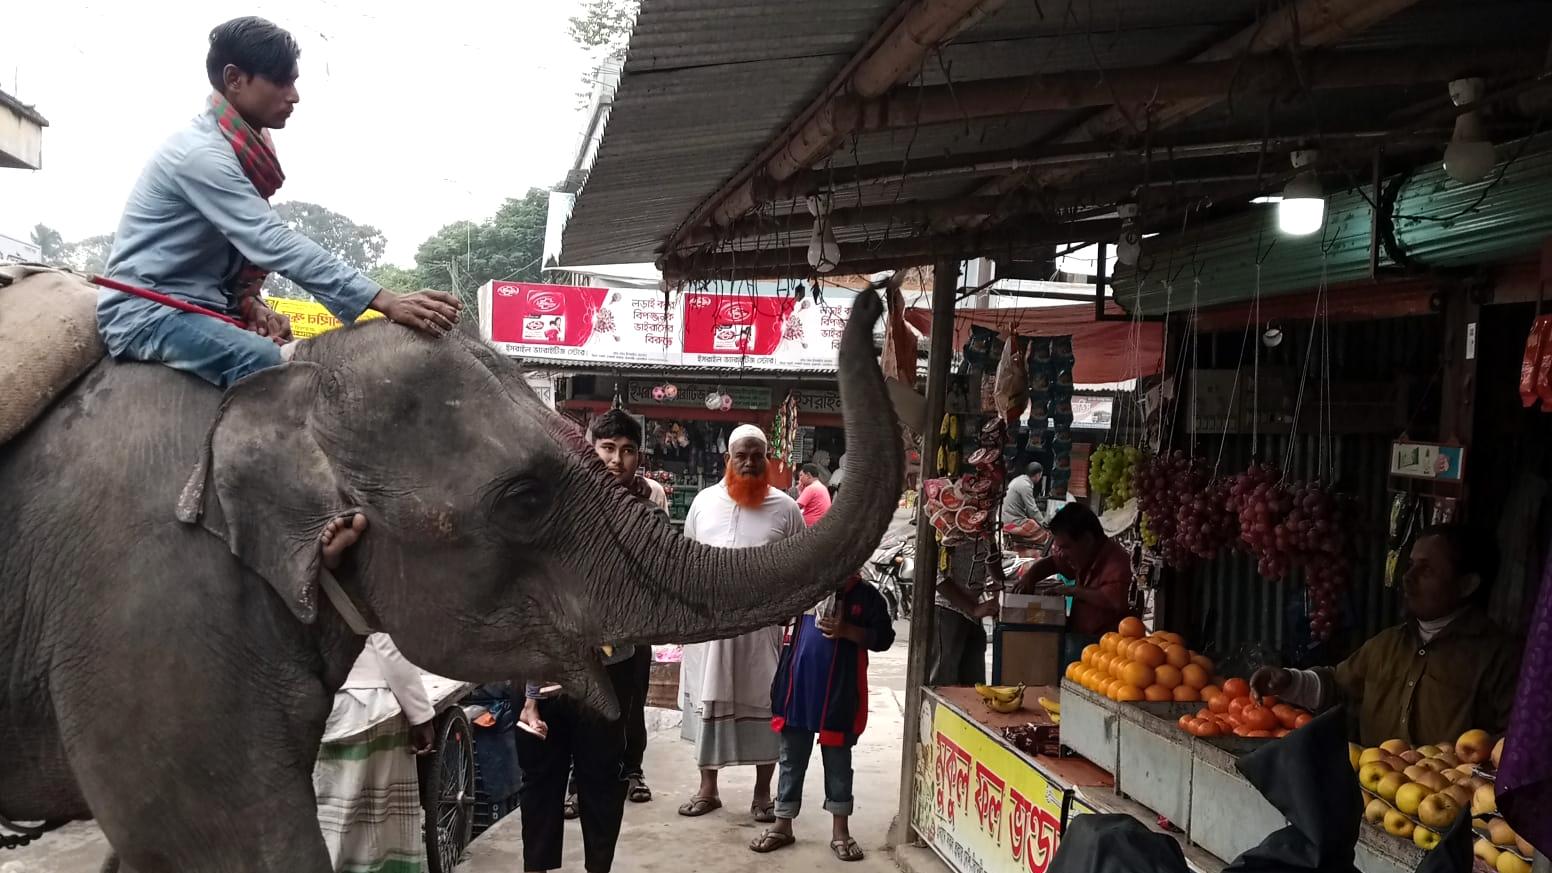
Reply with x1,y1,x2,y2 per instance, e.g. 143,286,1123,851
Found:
90,275,249,330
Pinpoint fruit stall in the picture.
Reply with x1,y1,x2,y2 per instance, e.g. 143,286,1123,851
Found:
910,610,1541,873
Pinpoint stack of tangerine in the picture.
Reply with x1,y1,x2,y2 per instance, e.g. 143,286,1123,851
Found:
1064,616,1219,703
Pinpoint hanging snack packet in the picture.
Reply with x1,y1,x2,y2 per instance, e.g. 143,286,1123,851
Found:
1522,314,1552,408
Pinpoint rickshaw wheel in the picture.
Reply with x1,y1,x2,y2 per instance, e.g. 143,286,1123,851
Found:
422,706,475,873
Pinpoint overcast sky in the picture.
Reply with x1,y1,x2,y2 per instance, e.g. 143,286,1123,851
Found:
0,1,598,264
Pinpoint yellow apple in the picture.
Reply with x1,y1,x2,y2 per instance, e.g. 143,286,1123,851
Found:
1436,752,1460,767
1404,765,1432,783
1395,782,1430,816
1456,729,1492,765
1418,792,1462,829
1491,737,1504,770
1377,772,1408,802
1359,747,1386,766
1364,797,1392,824
1497,851,1531,873
1474,818,1491,831
1383,754,1410,771
1415,771,1449,792
1420,758,1450,774
1359,761,1395,792
1402,749,1426,764
1350,743,1363,771
1381,738,1412,756
1416,745,1440,759
1487,819,1517,848
1414,826,1441,851
1474,783,1499,817
1384,809,1416,839
1476,840,1502,867
1443,784,1473,808
1436,742,1457,756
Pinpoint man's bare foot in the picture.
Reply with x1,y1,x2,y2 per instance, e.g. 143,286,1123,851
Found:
321,513,368,569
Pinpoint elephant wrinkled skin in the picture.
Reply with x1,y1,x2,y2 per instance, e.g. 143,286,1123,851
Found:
0,290,902,872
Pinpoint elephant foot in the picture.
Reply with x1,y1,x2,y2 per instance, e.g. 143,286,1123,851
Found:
320,513,368,569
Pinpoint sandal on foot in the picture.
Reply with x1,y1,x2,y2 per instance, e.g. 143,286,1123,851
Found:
677,795,722,817
628,777,653,803
751,800,776,823
562,793,579,820
831,838,865,862
750,830,796,853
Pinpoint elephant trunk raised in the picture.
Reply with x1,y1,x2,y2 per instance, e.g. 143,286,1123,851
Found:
565,290,904,648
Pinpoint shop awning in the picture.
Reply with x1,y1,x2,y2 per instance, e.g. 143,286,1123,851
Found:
903,301,1162,385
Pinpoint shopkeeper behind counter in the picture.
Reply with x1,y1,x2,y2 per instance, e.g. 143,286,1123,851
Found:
1251,524,1520,748
1013,503,1132,667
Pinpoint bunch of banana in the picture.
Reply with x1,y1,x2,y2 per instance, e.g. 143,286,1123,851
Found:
975,683,1025,713
1037,696,1062,725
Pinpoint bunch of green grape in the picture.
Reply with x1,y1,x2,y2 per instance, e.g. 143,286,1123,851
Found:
1140,513,1158,547
1088,443,1143,508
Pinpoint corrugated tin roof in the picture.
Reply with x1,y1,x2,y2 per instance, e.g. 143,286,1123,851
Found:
565,0,1552,277
560,0,902,266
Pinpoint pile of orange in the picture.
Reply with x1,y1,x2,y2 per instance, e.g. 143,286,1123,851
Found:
1177,679,1312,738
1064,616,1218,703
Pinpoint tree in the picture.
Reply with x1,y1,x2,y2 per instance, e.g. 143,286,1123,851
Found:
367,264,420,292
568,0,639,56
411,189,549,312
66,234,116,274
31,224,65,261
263,201,388,300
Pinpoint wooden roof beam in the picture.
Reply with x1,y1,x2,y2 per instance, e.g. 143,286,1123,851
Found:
850,48,1537,133
662,218,1119,282
660,0,1009,255
960,0,1432,210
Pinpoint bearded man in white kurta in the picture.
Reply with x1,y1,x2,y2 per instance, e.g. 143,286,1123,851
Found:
677,424,806,823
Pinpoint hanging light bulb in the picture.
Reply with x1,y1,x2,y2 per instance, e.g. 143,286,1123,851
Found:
1115,201,1141,266
806,194,840,273
1443,78,1496,184
1278,150,1325,236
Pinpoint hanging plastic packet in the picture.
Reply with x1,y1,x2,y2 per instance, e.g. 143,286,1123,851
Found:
993,333,1029,424
1523,314,1552,408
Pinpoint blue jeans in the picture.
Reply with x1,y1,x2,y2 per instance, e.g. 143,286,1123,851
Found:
114,309,283,389
774,728,854,820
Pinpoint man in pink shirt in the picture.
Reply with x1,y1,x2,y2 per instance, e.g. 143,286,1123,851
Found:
795,464,832,527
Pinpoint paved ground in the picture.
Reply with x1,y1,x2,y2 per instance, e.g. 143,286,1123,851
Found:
6,628,923,873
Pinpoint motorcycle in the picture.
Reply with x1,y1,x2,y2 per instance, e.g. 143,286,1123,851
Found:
861,530,915,620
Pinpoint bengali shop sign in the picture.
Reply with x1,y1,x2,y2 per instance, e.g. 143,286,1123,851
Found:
483,281,677,365
913,701,1069,873
679,293,853,370
266,297,383,339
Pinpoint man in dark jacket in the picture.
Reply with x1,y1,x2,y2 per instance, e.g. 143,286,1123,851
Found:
752,576,896,862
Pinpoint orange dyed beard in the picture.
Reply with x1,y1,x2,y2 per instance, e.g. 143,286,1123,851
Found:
724,460,770,509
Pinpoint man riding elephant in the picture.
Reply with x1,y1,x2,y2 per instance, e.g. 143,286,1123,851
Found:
96,15,466,572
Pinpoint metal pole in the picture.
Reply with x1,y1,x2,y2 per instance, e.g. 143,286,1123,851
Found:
893,257,959,845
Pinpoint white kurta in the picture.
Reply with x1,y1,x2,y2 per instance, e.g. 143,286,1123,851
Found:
678,481,806,768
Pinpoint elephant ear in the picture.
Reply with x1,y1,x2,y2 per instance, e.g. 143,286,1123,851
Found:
177,361,349,623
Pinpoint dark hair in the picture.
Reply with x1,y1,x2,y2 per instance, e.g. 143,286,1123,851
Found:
800,463,825,479
1025,461,1045,478
590,409,642,446
1417,523,1498,599
1048,502,1105,542
207,17,300,91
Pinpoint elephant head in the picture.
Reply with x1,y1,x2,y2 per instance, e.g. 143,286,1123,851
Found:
180,291,902,711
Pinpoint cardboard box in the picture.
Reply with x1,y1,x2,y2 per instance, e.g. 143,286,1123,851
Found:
1000,593,1066,625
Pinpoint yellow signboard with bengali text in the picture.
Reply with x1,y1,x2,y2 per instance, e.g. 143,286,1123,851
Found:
265,297,382,339
912,700,1069,873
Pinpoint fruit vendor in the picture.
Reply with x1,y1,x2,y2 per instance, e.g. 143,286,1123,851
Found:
1014,502,1132,667
1251,524,1520,748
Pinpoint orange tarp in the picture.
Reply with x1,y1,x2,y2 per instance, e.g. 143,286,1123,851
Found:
904,301,1163,384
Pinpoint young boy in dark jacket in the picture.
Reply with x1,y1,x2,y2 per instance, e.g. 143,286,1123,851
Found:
752,576,896,862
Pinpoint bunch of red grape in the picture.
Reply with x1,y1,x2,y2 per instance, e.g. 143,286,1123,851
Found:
1131,452,1239,566
1228,465,1348,642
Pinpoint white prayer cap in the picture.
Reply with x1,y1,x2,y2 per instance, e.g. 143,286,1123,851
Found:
728,424,768,447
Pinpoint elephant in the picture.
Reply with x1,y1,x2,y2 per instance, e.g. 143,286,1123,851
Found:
0,289,902,872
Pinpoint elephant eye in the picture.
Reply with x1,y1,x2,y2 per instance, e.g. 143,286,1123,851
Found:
490,477,552,531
